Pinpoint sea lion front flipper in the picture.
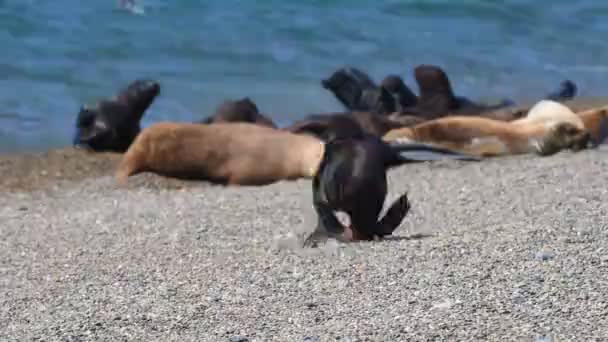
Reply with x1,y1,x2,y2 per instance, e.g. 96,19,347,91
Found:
302,201,348,248
387,141,482,162
376,192,410,236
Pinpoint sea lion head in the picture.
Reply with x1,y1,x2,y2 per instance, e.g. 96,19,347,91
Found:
113,79,161,122
380,75,418,111
203,97,260,124
73,79,160,152
414,65,456,102
321,67,376,111
537,122,591,156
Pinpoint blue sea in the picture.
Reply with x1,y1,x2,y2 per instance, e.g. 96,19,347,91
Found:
1,0,607,152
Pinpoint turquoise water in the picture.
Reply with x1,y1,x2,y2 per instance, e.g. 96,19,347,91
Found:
1,0,607,152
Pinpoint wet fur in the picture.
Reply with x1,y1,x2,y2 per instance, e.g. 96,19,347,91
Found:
116,122,325,186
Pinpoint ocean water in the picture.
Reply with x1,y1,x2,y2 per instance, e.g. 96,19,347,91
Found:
1,0,607,152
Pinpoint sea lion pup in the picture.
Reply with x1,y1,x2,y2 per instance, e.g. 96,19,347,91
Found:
200,97,277,128
321,67,398,114
383,100,591,158
73,79,161,152
115,122,325,186
283,111,425,141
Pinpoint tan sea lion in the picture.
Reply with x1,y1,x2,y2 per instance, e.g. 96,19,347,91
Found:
383,100,591,157
115,122,325,186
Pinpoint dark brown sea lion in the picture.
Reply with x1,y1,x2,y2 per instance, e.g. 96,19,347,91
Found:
200,97,276,128
396,65,513,120
73,79,160,152
115,121,325,186
321,67,401,114
384,100,591,158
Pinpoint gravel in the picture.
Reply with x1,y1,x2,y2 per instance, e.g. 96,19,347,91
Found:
2,146,608,341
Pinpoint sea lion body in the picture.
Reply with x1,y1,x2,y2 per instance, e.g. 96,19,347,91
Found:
384,100,590,157
73,79,160,152
116,122,324,186
200,97,276,128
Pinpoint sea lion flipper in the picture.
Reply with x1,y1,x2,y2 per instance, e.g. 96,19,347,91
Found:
302,202,347,248
377,192,410,236
387,141,482,162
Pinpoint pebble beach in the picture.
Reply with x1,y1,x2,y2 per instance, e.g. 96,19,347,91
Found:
2,142,608,341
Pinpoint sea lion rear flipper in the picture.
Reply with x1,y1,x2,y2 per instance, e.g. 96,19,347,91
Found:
377,192,410,236
387,141,482,162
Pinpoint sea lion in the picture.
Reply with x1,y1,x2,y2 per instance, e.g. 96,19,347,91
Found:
115,121,325,186
200,97,277,128
73,79,160,152
321,67,400,114
302,136,411,247
396,64,513,120
283,111,425,142
546,80,577,102
383,100,591,158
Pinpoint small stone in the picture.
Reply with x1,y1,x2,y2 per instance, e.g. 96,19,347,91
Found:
228,336,249,342
535,250,555,261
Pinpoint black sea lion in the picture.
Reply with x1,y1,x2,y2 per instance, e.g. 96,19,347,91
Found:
321,67,399,114
200,97,277,128
115,122,325,186
73,79,160,152
302,132,480,247
384,100,591,158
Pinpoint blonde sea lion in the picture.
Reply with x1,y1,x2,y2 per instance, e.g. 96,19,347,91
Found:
383,100,591,158
115,122,325,186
